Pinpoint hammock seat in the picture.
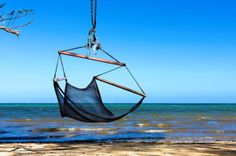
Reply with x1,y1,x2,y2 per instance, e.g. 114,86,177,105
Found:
53,46,146,123
53,0,145,123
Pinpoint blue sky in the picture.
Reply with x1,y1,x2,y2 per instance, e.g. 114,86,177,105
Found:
0,0,236,103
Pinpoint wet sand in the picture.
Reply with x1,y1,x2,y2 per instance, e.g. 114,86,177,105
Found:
0,142,235,156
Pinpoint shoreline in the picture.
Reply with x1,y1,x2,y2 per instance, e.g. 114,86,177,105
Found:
0,140,236,144
0,142,235,156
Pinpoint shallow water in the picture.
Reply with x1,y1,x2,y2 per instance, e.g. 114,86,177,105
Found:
0,103,235,143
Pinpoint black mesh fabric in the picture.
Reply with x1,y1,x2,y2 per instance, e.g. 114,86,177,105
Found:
53,78,145,123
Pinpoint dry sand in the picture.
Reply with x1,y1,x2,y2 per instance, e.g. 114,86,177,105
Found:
0,142,235,156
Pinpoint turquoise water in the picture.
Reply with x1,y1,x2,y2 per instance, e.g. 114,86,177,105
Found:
0,103,235,143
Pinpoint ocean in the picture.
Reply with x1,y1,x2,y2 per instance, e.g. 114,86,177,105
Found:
0,103,235,143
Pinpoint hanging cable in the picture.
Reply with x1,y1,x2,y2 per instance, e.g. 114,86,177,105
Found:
59,54,67,78
95,66,124,77
54,54,67,82
125,66,146,95
60,45,87,52
54,55,60,79
87,0,100,54
99,48,121,63
90,0,97,29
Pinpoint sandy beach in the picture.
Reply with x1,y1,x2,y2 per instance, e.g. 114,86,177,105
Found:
0,142,235,156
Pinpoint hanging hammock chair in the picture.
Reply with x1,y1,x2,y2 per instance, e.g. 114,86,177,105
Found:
53,0,146,123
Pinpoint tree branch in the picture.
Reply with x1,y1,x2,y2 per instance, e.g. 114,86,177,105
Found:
0,4,33,37
0,26,19,36
11,21,33,29
0,11,32,22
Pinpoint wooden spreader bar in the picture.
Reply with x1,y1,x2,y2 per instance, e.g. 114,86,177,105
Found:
59,51,125,66
53,77,67,82
95,77,145,97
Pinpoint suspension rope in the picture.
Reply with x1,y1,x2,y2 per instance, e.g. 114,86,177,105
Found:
90,0,97,29
125,66,146,95
59,54,67,78
87,0,99,52
100,48,121,63
54,53,67,79
60,45,86,52
54,55,60,79
96,66,124,77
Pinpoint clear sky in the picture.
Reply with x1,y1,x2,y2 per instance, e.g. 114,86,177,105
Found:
0,0,236,103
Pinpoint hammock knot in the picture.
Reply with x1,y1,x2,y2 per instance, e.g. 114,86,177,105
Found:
87,27,101,55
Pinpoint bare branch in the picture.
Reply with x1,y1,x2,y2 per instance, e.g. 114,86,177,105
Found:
0,9,33,22
0,2,34,37
11,21,33,29
0,3,6,9
0,26,19,36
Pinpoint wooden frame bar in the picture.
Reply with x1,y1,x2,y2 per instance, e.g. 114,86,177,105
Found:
54,77,67,82
95,77,145,97
59,51,125,66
